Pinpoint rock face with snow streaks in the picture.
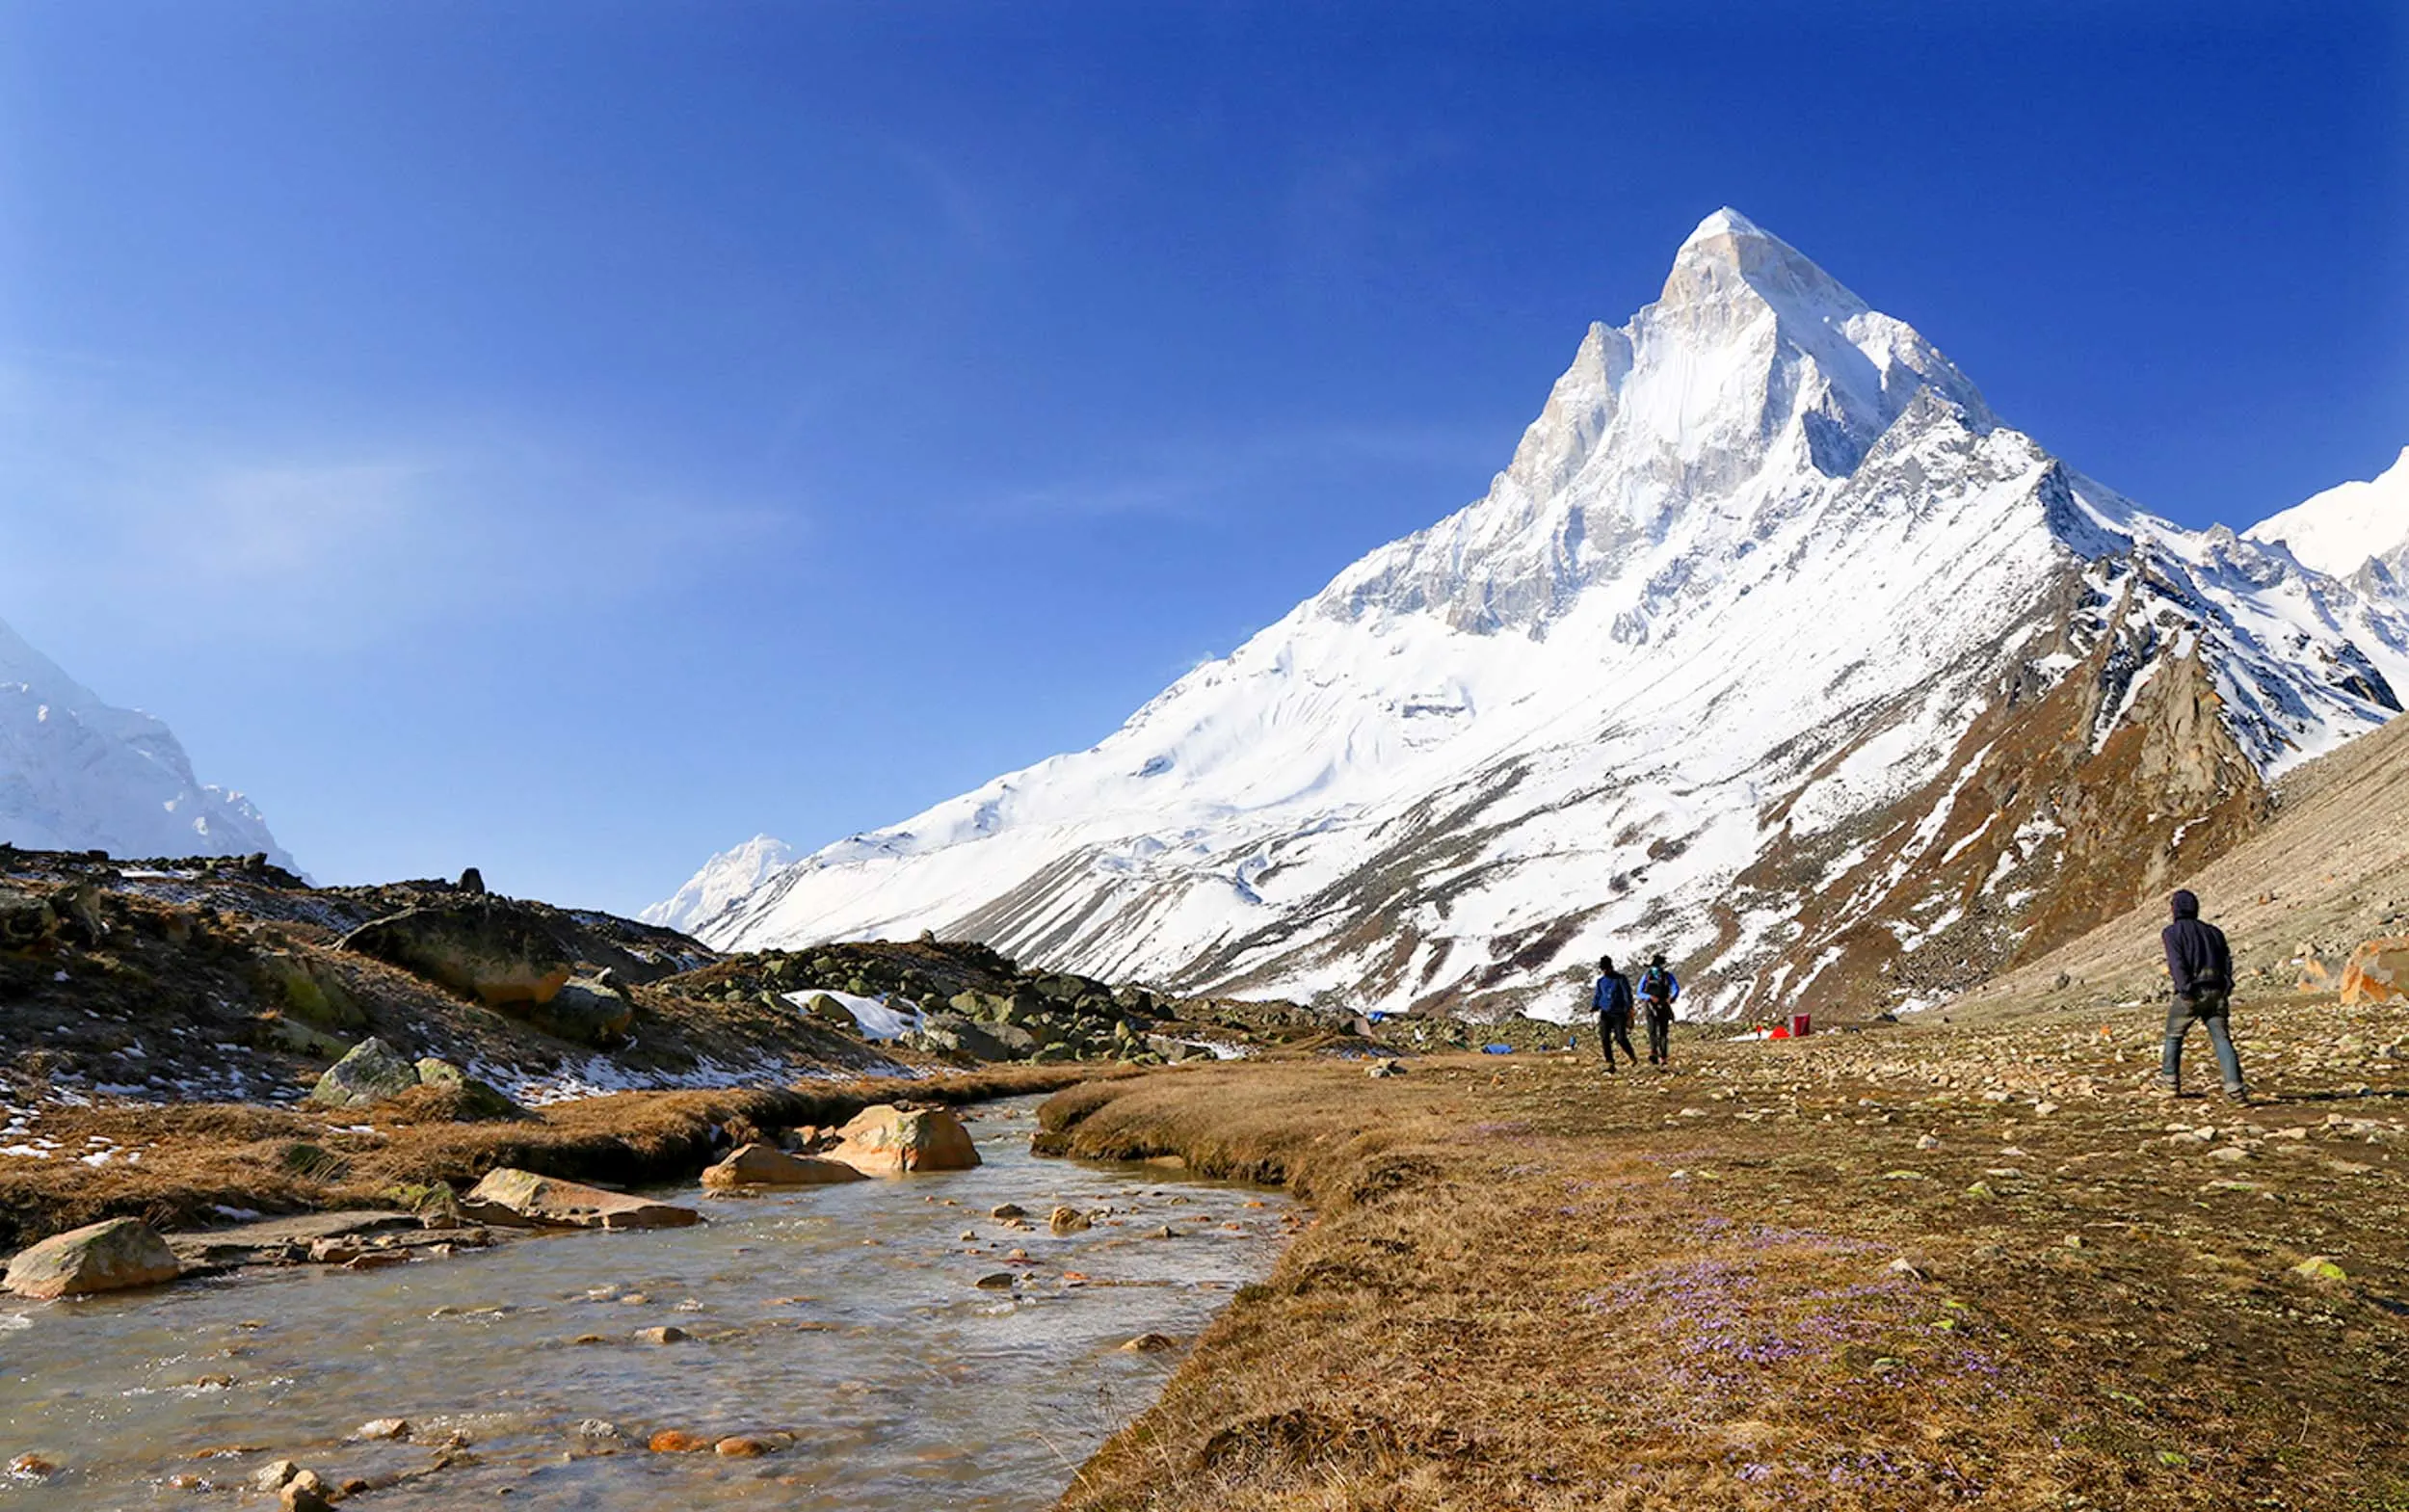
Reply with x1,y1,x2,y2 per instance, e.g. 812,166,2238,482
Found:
674,210,2409,1021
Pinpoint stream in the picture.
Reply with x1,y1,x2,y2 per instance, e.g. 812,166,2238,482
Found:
0,1099,1290,1508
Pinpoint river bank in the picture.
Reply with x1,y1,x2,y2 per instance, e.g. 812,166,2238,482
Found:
0,1063,1128,1253
1040,995,2409,1511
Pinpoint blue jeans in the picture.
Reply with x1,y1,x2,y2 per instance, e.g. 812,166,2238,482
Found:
2161,994,2244,1094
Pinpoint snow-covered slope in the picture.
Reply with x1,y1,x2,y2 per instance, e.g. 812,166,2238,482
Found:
675,210,2409,1020
2247,445,2409,601
639,834,794,934
0,616,293,867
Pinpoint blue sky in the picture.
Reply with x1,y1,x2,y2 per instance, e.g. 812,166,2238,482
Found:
1,1,2402,915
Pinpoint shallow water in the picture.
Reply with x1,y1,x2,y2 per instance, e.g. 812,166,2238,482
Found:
0,1101,1288,1508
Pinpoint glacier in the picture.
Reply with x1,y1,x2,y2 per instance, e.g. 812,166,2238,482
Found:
669,209,2409,1021
0,616,294,869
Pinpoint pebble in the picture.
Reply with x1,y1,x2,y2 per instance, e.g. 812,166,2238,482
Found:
974,1272,1017,1290
990,1204,1025,1219
351,1418,411,1442
649,1431,712,1453
635,1326,688,1345
1120,1332,1178,1352
8,1453,58,1478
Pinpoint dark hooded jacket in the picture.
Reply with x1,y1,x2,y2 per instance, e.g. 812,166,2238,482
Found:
2161,890,2232,1000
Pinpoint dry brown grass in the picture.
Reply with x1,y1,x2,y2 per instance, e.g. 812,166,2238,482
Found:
1046,1009,2409,1511
0,1062,1123,1248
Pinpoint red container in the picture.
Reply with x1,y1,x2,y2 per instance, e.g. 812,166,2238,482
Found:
1789,1012,1813,1038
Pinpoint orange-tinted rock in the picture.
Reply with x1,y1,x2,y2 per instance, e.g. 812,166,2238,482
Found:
826,1104,980,1176
701,1143,870,1189
649,1431,712,1453
461,1169,699,1231
2341,937,2409,1005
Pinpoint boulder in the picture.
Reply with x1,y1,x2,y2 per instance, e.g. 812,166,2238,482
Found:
920,1013,1014,1063
261,1018,352,1059
254,951,364,1030
460,1169,700,1231
5,1217,181,1299
412,1058,527,1120
701,1143,869,1189
518,978,636,1048
2340,938,2409,1005
339,900,574,1008
308,1038,421,1108
827,1104,981,1176
0,886,58,952
800,993,858,1030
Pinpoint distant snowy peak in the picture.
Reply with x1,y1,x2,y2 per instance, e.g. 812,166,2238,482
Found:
0,616,293,868
643,834,796,935
2246,445,2409,583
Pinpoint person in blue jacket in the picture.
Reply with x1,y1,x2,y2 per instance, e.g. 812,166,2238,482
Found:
1593,954,1637,1073
1637,954,1681,1066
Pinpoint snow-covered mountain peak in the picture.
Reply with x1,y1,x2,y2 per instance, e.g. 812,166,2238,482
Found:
1310,210,1998,639
640,834,796,936
0,615,294,868
2246,444,2409,583
678,213,2409,1027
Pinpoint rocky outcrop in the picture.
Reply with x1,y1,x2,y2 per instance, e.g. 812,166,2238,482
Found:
307,1038,421,1107
4,1217,181,1298
460,1169,700,1230
700,1143,869,1189
827,1104,980,1175
2341,938,2409,1005
339,900,574,1008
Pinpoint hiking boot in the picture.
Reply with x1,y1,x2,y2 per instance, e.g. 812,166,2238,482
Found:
2224,1086,2251,1105
2157,1077,2183,1100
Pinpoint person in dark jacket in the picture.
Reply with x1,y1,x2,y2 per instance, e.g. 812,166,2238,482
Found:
1637,954,1681,1066
2161,889,2246,1100
1593,954,1638,1073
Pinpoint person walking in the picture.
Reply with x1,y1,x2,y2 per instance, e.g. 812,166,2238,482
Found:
1593,954,1638,1074
2160,889,2247,1101
1638,954,1681,1066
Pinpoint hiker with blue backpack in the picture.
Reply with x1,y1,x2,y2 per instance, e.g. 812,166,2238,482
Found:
1638,955,1681,1065
1592,954,1638,1073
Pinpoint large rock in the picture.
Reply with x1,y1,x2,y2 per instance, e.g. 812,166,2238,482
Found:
827,1104,981,1176
339,900,574,1008
308,1038,421,1107
254,950,364,1031
5,1217,181,1298
701,1143,870,1189
412,1058,527,1120
516,978,635,1048
2341,938,2409,1005
920,1013,1014,1062
460,1169,700,1230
